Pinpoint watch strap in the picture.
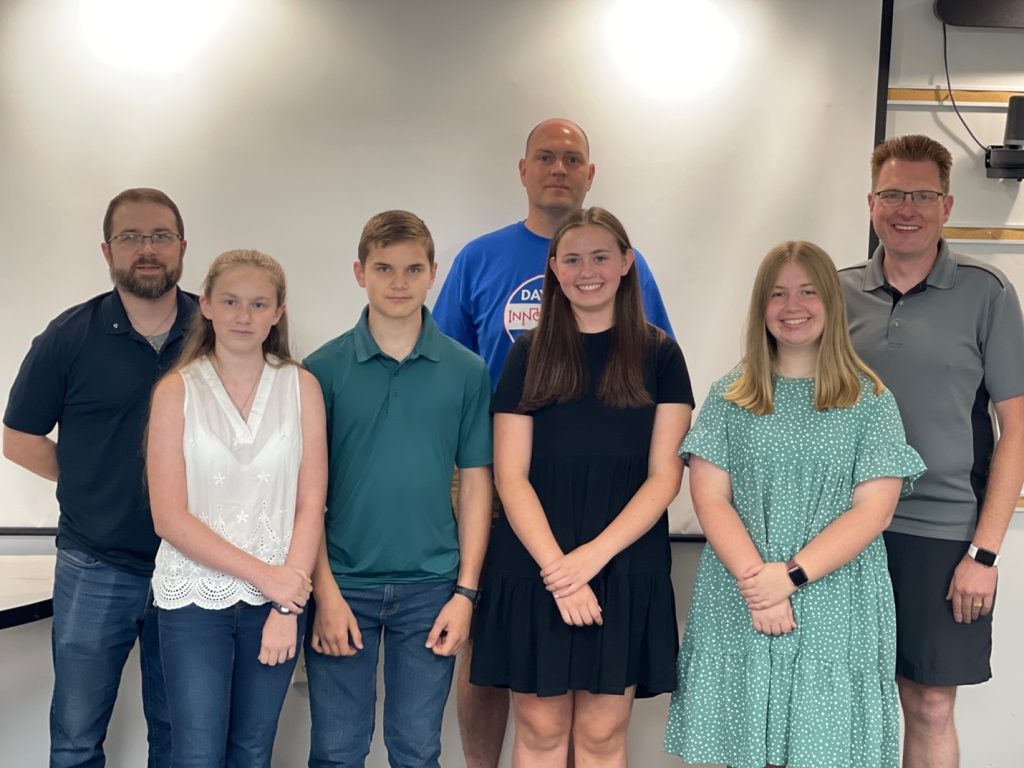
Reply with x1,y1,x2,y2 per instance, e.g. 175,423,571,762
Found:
453,584,481,606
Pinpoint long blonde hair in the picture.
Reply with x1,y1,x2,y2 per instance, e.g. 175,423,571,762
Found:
725,240,882,415
174,249,297,371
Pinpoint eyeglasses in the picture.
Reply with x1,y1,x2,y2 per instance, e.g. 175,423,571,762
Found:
107,232,182,248
874,189,946,207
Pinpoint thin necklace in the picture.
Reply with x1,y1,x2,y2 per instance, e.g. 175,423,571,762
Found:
210,357,263,417
125,301,177,340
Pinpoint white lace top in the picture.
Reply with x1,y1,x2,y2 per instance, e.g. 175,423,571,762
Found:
152,355,303,610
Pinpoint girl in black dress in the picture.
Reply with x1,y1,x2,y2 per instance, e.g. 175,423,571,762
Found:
470,207,693,766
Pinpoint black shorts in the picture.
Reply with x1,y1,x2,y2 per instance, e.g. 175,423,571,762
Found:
884,531,993,686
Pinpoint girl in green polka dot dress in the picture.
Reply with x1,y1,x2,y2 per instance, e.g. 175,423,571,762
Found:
664,241,925,768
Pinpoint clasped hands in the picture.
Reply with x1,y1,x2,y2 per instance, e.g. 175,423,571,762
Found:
262,563,313,613
541,543,608,628
258,564,311,667
738,561,798,637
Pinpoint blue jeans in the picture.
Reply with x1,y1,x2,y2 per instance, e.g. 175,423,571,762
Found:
158,602,305,768
50,547,171,768
305,581,457,768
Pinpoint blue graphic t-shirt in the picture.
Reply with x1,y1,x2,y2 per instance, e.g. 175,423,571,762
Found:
433,221,675,386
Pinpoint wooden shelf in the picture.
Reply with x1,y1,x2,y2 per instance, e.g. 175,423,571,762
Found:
943,226,1024,242
889,87,1024,105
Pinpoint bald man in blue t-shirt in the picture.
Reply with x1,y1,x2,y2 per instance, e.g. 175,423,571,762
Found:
433,117,675,768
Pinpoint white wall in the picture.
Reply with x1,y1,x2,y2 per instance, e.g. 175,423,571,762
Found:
0,0,884,534
6,0,1024,766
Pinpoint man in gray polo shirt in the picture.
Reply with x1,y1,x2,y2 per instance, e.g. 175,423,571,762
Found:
840,134,1024,768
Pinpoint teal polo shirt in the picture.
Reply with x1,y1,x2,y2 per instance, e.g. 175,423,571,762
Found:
304,306,492,588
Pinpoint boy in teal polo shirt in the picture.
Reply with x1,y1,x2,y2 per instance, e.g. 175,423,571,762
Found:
303,210,493,768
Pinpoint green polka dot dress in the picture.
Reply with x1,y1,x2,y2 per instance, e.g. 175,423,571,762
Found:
664,371,925,768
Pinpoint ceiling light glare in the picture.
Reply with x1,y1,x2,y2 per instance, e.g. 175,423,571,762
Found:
79,0,236,75
606,0,738,101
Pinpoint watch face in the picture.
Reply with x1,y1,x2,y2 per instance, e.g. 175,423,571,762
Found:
974,548,998,567
787,565,808,588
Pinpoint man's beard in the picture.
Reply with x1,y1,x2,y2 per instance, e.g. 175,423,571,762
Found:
110,257,182,299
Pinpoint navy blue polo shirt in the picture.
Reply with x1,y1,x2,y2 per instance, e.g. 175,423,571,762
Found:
4,288,198,574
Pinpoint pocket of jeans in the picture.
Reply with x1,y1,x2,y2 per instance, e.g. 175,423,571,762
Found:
57,547,103,569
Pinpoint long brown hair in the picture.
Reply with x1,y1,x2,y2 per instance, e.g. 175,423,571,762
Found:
725,240,883,415
175,249,297,371
519,207,657,410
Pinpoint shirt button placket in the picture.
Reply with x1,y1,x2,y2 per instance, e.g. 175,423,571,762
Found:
387,368,400,417
888,309,903,345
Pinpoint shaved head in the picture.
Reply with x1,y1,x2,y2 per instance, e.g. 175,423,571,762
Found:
525,118,590,157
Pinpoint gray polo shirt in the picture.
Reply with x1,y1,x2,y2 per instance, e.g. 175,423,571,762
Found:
840,241,1024,541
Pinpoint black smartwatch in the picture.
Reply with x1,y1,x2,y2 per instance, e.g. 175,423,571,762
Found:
786,559,809,589
453,585,481,606
968,544,1000,567
270,602,292,615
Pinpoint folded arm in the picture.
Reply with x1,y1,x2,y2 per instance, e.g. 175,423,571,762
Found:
739,476,901,610
260,370,330,664
494,412,601,626
541,403,691,597
689,455,763,579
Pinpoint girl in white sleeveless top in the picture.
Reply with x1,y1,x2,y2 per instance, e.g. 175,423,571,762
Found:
147,250,327,767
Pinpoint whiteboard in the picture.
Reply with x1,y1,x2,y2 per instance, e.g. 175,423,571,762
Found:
0,0,883,533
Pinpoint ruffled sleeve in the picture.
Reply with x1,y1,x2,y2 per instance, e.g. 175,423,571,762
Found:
854,385,926,495
678,372,737,472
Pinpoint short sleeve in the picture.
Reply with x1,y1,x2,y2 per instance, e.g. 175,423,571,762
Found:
853,387,926,495
455,360,493,469
653,335,695,406
983,279,1024,403
678,376,734,471
433,250,478,353
633,248,675,339
3,322,67,435
491,334,530,414
303,348,335,436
